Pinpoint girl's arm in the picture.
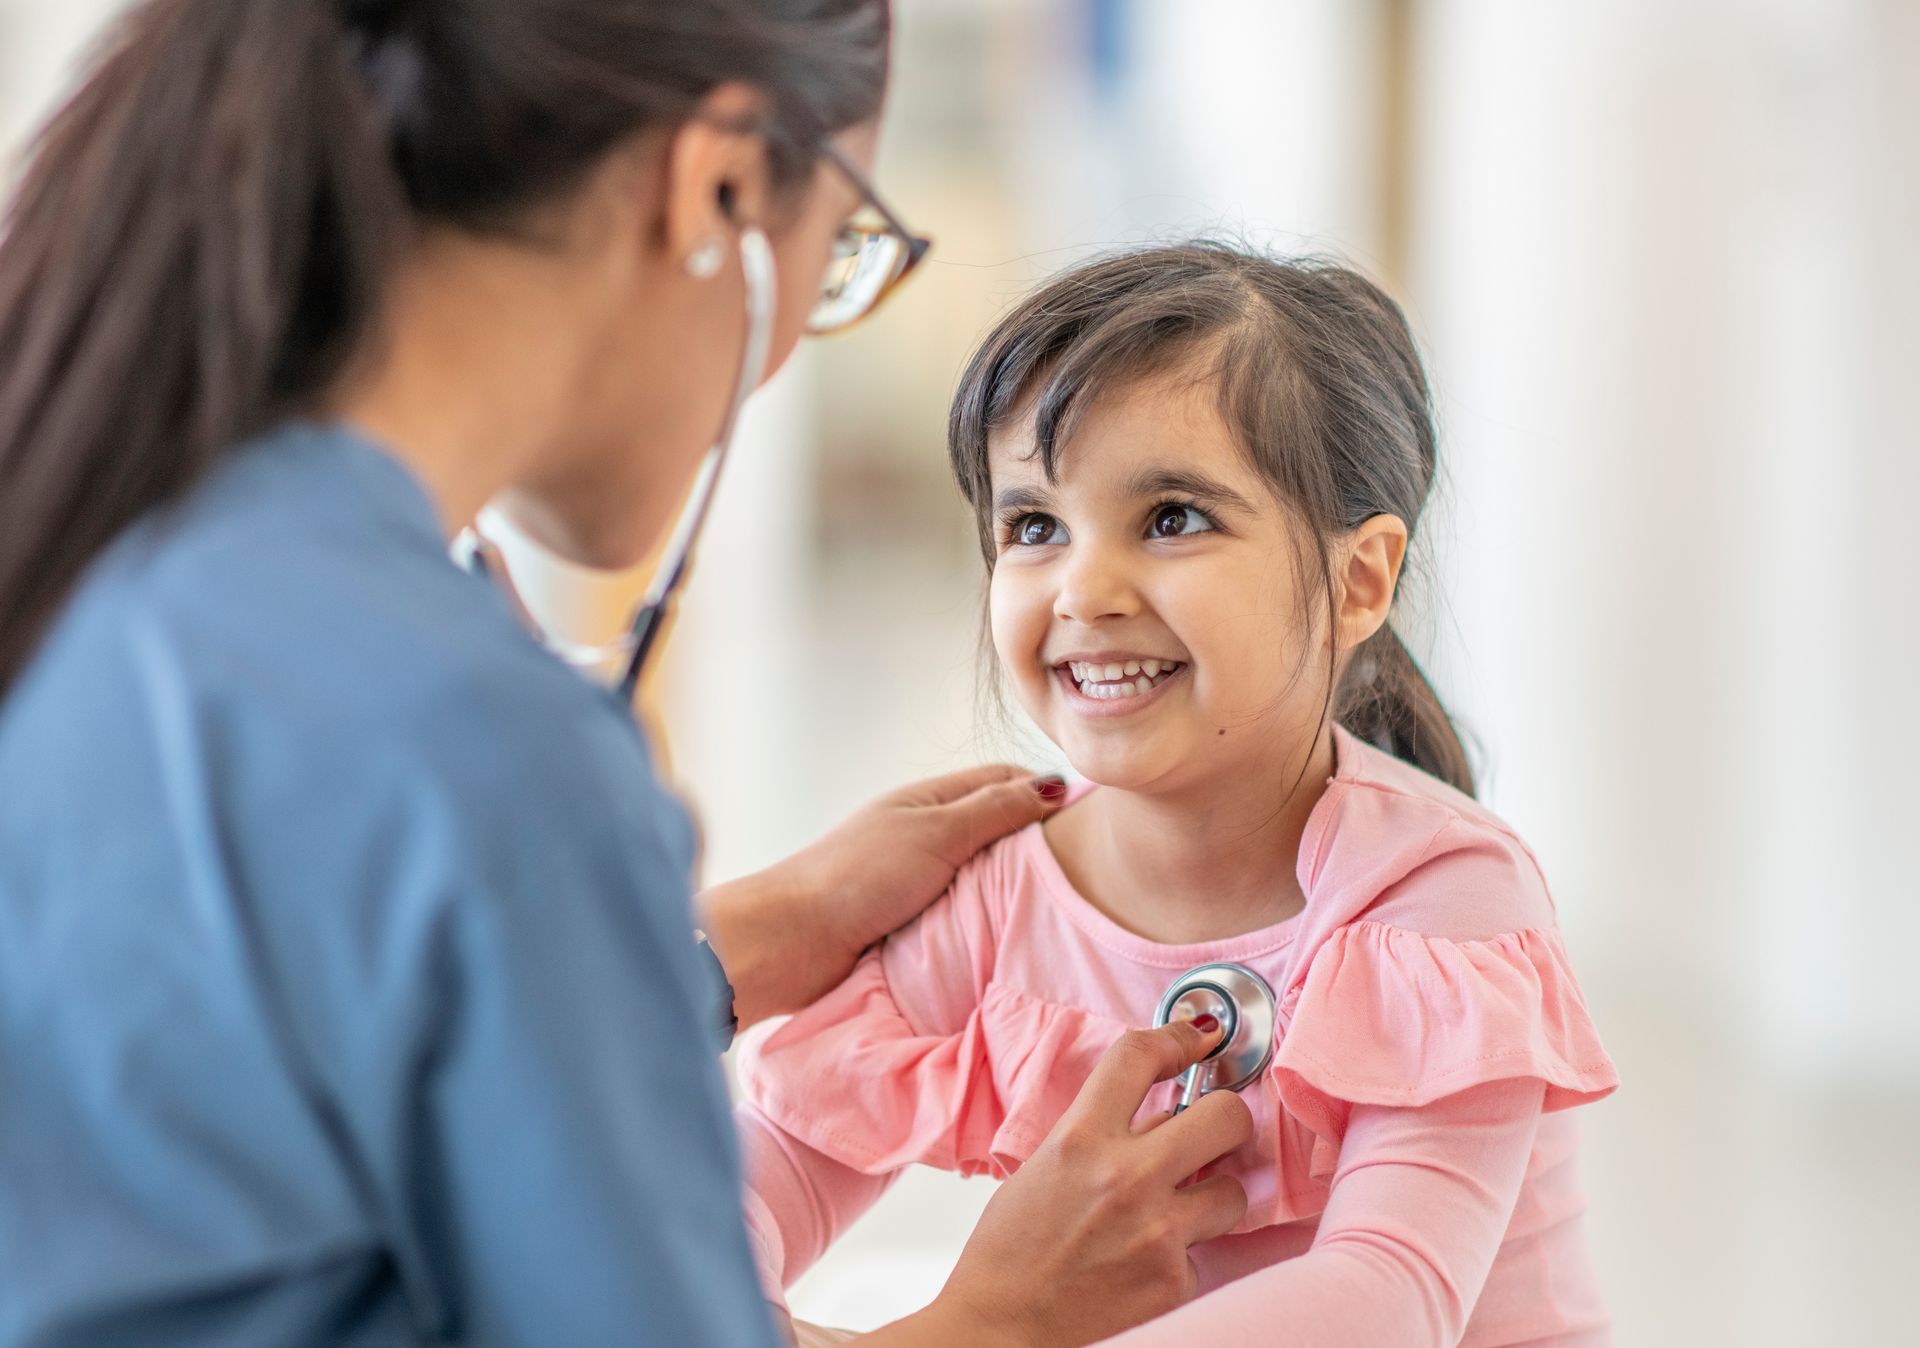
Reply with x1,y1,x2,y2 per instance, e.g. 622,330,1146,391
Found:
742,1022,1273,1348
699,765,1064,1030
736,1100,903,1305
1098,1076,1548,1347
729,849,1004,1310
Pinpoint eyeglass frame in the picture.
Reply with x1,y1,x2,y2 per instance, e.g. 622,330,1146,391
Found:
812,141,933,333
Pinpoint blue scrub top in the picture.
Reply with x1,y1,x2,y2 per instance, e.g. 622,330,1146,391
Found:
0,424,781,1347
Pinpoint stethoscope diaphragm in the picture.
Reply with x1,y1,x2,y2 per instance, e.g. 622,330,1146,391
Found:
1153,961,1278,1114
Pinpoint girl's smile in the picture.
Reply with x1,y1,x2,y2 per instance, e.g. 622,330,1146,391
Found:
1053,655,1189,713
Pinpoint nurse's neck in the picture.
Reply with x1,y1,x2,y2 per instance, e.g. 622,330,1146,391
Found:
326,238,576,537
325,144,700,552
328,224,626,539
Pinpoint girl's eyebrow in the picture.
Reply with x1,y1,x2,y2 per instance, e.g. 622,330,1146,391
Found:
993,484,1054,515
995,471,1258,516
1125,467,1258,514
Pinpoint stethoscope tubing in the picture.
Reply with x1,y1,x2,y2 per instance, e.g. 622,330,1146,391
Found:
615,228,777,701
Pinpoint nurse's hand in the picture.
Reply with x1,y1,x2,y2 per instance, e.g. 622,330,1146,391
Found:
862,1018,1254,1347
697,765,1067,1030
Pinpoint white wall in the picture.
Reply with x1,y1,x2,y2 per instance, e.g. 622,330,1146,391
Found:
1408,2,1919,1340
0,1,120,176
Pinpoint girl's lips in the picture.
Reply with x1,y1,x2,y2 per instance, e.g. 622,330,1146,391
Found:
1052,661,1187,718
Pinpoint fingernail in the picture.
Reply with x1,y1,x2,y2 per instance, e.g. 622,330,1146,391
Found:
1033,775,1067,802
1192,1013,1220,1034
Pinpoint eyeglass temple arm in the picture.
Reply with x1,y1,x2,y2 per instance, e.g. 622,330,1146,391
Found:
818,142,928,256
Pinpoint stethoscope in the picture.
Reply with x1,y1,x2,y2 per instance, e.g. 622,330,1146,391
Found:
459,225,778,700
1153,962,1279,1114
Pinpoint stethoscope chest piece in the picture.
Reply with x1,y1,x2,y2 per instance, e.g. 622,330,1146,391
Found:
1153,962,1278,1114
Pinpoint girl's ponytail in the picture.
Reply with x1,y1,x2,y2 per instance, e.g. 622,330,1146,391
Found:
0,0,407,693
1335,624,1475,797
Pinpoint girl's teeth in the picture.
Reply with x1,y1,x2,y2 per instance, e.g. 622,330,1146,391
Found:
1075,660,1148,681
1065,663,1183,700
1061,659,1185,699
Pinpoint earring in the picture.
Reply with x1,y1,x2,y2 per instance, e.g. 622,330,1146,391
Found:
685,237,725,280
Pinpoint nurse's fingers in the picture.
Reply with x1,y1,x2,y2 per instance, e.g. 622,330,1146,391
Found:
1176,1173,1250,1246
1131,1106,1175,1136
889,762,1052,807
928,772,1069,866
1068,1022,1225,1132
1145,1086,1256,1183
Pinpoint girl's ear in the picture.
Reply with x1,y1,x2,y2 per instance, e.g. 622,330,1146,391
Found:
1333,514,1408,652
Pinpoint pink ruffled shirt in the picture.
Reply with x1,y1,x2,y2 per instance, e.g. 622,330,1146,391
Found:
737,727,1619,1345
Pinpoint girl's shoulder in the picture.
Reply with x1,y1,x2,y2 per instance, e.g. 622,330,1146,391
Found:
867,811,1060,1036
1304,726,1557,941
1266,728,1618,1128
735,816,1094,1179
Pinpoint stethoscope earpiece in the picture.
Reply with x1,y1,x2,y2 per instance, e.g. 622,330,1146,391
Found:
1153,962,1278,1114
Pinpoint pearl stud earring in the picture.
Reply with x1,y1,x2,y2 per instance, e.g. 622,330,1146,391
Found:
685,237,725,279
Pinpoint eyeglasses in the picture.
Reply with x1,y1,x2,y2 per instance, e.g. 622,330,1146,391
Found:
808,143,932,334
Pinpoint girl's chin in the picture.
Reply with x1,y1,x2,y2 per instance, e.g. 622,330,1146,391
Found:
1048,734,1190,795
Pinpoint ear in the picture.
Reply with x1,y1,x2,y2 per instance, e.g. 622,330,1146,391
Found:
1332,514,1408,652
659,82,775,266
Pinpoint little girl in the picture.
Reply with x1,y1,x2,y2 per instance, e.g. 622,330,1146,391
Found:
735,244,1618,1345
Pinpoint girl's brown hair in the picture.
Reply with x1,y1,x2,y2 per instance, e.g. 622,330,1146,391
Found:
0,0,890,697
948,241,1475,796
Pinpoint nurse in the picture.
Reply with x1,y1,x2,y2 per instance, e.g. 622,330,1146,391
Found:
0,2,1253,1346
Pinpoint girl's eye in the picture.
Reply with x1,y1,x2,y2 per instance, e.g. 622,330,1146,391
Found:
1149,504,1217,538
1009,513,1068,547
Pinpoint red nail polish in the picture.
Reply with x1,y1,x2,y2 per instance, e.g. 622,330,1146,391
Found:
1034,776,1067,801
1191,1013,1220,1034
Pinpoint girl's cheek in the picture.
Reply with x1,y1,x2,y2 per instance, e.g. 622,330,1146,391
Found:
987,572,1037,675
1180,593,1293,717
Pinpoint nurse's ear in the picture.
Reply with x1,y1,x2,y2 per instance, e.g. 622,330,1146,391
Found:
1331,513,1409,652
659,82,775,271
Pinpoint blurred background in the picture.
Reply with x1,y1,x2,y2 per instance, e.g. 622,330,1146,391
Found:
6,1,1916,1342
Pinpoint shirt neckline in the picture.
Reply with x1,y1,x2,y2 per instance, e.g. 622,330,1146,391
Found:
312,419,451,544
1022,726,1364,969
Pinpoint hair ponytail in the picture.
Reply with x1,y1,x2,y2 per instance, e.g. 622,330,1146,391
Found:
1335,624,1475,797
0,0,406,694
0,0,891,699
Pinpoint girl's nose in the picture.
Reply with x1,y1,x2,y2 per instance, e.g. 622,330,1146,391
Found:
1052,542,1140,625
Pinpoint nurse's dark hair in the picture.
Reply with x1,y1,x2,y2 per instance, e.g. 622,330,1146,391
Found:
0,0,889,696
949,242,1476,797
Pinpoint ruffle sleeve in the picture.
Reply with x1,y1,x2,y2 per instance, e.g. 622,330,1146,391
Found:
736,950,1125,1180
1266,920,1618,1181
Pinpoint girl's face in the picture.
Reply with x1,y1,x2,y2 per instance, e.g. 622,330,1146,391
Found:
988,369,1335,797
